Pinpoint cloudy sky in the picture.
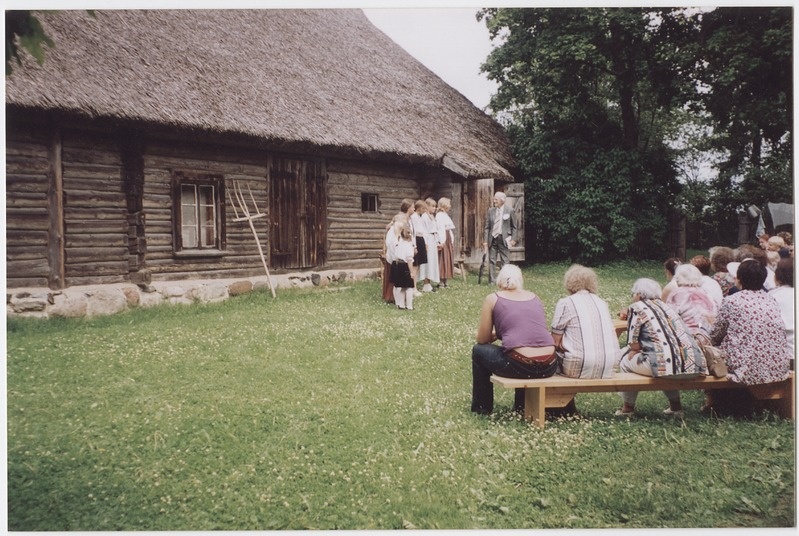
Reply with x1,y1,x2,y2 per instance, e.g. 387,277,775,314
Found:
363,8,499,110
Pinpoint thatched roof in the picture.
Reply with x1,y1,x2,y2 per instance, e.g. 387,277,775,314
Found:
6,9,516,180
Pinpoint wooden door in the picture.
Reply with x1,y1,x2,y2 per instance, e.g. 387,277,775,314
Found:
269,156,326,269
504,183,525,262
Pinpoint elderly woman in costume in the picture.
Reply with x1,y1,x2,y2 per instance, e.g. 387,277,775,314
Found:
665,263,718,343
616,278,707,417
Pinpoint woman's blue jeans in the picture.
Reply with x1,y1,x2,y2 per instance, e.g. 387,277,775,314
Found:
471,343,557,414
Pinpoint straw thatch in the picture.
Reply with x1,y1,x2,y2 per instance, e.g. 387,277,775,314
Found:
6,9,515,180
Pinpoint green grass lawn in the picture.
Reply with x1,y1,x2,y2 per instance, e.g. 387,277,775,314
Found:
6,261,795,529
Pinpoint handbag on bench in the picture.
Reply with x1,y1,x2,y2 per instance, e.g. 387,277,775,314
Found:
696,334,728,378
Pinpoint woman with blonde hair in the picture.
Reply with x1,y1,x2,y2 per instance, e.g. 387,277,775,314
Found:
550,264,619,380
471,264,556,414
417,198,440,292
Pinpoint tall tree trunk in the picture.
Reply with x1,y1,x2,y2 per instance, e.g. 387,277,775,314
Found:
608,18,639,150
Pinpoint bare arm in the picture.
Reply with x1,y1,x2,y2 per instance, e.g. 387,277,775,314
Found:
551,332,563,350
476,294,497,344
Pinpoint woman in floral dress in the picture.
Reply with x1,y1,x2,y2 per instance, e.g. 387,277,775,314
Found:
707,259,792,415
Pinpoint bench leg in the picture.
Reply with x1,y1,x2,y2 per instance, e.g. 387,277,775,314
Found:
776,378,795,419
748,376,795,420
524,387,546,428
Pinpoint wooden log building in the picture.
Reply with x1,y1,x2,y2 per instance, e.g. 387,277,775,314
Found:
6,9,520,290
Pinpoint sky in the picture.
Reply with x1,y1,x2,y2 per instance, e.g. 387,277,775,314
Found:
363,8,499,111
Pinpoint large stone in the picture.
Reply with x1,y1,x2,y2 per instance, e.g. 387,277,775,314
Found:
48,291,88,318
122,287,141,307
164,286,187,298
228,280,253,296
9,291,51,313
169,296,194,306
289,276,313,289
139,291,165,308
196,283,228,303
86,288,128,317
253,280,275,293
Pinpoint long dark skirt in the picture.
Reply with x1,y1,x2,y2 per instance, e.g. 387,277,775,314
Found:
438,232,454,281
381,256,394,303
414,236,428,266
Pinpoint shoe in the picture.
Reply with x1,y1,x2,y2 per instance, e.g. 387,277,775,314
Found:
414,289,423,297
422,284,433,292
397,306,406,310
614,408,635,417
663,407,685,417
406,307,413,311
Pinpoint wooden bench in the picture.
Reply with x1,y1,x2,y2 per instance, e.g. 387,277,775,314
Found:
490,372,795,428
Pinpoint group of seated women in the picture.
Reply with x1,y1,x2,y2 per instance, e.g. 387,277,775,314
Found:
471,257,793,418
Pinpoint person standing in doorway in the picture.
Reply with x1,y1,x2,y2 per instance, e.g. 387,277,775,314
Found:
482,191,516,285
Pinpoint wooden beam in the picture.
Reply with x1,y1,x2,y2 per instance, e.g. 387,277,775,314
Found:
442,155,469,179
46,124,65,290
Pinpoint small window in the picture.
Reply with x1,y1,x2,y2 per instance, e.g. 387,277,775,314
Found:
172,172,225,253
361,193,379,213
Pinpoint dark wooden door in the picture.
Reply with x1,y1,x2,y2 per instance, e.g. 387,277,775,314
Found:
269,157,326,269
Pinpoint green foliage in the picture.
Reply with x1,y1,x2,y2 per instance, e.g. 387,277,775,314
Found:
697,7,793,219
481,8,698,263
6,266,794,529
480,7,792,260
5,10,55,75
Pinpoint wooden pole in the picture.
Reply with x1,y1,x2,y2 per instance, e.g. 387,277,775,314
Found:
231,180,276,298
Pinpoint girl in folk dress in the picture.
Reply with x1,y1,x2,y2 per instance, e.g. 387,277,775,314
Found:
380,200,414,303
409,200,428,293
390,222,416,310
436,197,456,288
417,197,440,292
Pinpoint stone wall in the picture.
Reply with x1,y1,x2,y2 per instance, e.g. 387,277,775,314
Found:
6,268,380,319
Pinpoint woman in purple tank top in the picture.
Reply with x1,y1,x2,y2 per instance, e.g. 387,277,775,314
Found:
471,264,556,415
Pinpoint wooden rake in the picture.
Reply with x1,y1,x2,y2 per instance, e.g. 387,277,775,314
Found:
228,180,276,298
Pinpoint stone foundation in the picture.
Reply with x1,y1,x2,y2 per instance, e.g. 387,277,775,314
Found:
6,269,380,319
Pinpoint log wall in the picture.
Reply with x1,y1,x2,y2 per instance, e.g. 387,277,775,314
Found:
61,128,129,286
142,137,271,280
6,122,51,287
7,116,495,288
326,159,420,269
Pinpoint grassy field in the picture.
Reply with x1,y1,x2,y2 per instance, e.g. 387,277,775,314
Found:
6,261,795,530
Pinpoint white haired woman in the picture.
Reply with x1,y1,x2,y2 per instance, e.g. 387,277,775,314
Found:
665,263,718,342
616,278,707,417
471,264,556,415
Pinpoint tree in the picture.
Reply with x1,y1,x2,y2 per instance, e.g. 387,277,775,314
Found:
480,8,700,263
5,10,55,76
696,7,793,212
